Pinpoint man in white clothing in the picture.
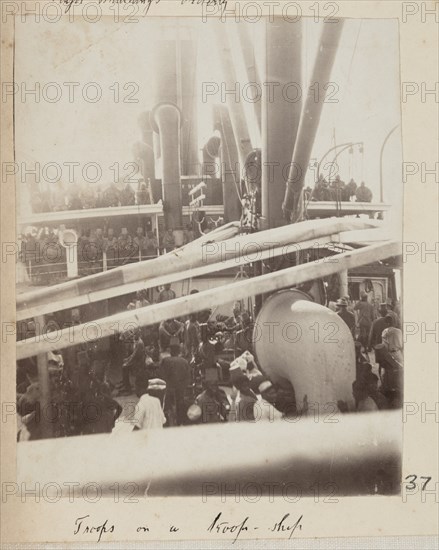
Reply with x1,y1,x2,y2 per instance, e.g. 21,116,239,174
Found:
382,315,403,366
134,386,166,430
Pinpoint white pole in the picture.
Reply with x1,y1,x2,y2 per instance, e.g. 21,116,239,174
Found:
66,243,78,279
17,411,401,489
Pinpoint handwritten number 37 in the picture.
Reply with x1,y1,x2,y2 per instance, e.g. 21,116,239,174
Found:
404,475,431,490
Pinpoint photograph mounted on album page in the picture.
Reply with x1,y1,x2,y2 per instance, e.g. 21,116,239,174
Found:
0,0,438,546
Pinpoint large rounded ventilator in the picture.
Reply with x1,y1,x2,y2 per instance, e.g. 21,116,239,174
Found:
254,290,356,412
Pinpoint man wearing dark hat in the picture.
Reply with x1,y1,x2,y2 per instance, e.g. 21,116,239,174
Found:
118,329,144,396
249,376,296,419
336,298,355,336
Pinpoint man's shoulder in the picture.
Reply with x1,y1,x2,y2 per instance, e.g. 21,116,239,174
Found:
140,394,161,406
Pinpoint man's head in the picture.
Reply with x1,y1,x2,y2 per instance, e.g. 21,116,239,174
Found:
164,283,171,291
71,308,81,323
336,298,348,310
360,292,368,302
150,348,160,362
136,227,143,237
379,303,388,317
241,350,255,366
384,315,394,328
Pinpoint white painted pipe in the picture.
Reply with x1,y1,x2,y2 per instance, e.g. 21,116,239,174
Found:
254,290,355,411
16,240,400,359
17,411,401,492
16,218,381,317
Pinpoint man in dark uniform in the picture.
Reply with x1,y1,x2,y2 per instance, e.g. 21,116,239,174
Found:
161,345,191,426
355,181,373,202
118,329,145,396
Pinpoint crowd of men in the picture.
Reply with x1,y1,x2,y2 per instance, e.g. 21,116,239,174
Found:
305,176,374,203
16,289,264,439
30,180,153,214
18,225,195,284
16,283,403,441
333,293,401,354
334,293,403,410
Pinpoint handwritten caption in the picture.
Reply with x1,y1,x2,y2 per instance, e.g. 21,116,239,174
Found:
74,512,304,543
56,0,228,16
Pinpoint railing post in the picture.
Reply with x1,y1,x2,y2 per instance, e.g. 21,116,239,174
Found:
35,315,53,439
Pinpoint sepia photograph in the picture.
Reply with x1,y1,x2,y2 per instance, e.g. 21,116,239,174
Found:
14,12,404,496
1,0,438,546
